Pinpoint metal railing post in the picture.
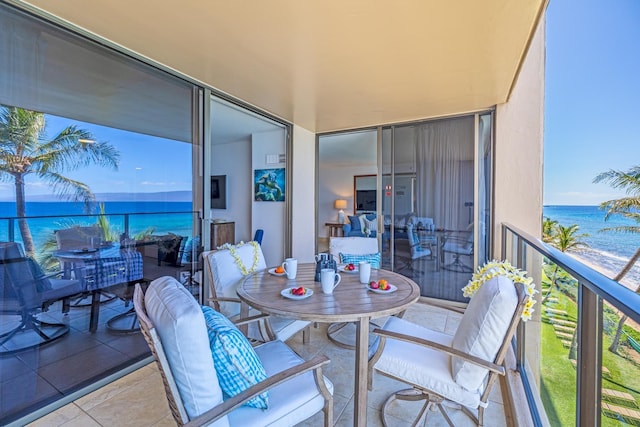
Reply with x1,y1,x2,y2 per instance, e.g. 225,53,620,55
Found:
576,283,602,427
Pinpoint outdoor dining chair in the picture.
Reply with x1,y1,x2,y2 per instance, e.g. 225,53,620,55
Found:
134,277,333,426
368,275,527,426
1,243,82,354
203,242,311,343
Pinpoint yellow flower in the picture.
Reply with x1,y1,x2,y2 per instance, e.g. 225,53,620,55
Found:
219,241,260,276
461,260,536,322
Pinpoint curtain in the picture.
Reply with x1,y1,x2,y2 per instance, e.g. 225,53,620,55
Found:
415,116,474,231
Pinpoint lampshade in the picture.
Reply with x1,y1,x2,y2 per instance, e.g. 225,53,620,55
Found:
334,199,347,210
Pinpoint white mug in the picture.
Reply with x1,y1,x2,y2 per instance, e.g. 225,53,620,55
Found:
359,261,371,284
282,258,298,279
321,268,341,294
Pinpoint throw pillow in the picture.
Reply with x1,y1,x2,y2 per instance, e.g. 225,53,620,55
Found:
348,215,362,232
340,252,381,269
364,218,378,233
201,306,269,409
358,214,368,232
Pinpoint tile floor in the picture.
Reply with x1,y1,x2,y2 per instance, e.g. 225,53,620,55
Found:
27,302,508,427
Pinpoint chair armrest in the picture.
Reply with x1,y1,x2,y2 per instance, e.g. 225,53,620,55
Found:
372,328,505,376
207,296,243,304
232,313,270,327
184,355,331,427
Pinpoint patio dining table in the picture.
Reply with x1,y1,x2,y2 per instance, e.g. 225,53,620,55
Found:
237,262,420,427
53,244,143,332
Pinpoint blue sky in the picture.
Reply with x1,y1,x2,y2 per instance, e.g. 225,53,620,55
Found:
544,0,640,206
0,114,192,199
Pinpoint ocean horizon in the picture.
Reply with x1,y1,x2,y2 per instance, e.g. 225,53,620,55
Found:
1,202,638,286
544,205,640,287
0,201,195,249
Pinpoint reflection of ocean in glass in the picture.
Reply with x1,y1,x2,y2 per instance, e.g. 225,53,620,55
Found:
0,201,194,249
544,205,640,287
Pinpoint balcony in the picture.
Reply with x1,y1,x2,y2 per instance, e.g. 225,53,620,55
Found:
6,218,640,425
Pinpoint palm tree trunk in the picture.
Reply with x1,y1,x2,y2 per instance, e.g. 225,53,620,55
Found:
542,264,560,304
608,248,640,354
14,173,35,256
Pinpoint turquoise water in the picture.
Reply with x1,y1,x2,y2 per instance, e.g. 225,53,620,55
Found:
544,205,640,283
0,201,195,250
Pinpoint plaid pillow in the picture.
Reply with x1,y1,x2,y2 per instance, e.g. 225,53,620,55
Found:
340,252,381,269
201,306,268,409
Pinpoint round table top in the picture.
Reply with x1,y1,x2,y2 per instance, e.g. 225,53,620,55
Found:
237,263,420,323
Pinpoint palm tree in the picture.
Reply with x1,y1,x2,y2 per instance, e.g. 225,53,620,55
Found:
542,223,589,304
594,166,640,353
0,106,120,255
542,216,558,243
593,166,640,233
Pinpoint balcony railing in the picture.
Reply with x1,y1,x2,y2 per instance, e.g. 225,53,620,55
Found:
502,223,640,426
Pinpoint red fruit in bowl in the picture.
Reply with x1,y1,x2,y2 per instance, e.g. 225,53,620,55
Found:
347,263,355,271
369,281,379,289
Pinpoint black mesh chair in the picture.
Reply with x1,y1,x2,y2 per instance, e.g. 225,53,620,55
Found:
1,243,82,354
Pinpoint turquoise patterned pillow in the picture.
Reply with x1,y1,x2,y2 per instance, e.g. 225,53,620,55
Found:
340,252,381,269
201,306,269,409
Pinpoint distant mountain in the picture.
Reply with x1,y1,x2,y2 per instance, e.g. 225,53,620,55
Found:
0,191,193,202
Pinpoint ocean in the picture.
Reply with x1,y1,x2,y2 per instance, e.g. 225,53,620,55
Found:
544,205,640,287
2,202,638,286
0,201,195,249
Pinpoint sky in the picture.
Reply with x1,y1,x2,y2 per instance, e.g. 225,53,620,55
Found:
544,0,640,206
0,114,192,200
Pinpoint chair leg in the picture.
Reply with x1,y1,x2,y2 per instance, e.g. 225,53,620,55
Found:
302,325,311,344
0,313,69,355
442,253,473,273
381,388,430,427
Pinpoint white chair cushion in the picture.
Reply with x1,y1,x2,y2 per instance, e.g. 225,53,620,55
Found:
451,275,518,391
329,237,378,259
228,340,334,426
144,276,227,425
204,244,267,317
374,316,481,409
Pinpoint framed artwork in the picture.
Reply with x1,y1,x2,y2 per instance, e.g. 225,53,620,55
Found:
254,168,285,202
211,175,227,209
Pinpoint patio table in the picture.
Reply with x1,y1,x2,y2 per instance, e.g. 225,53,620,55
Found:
54,244,143,332
237,262,420,427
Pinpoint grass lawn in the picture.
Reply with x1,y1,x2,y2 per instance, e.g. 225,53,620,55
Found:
539,274,640,426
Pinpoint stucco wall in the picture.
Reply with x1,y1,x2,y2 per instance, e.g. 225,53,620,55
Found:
494,16,545,256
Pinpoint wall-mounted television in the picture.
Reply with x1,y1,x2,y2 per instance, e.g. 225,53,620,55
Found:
211,175,227,209
356,190,376,212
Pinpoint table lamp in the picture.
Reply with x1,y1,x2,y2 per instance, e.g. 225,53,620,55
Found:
334,199,347,223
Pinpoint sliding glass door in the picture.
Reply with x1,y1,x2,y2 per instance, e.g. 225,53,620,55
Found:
381,114,493,302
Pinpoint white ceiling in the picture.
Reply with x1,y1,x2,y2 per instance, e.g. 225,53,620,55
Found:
18,0,545,134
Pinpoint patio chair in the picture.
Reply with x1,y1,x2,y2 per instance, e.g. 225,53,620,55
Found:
327,236,381,350
133,277,333,426
1,243,83,355
405,223,432,270
157,234,186,267
441,230,474,272
203,242,311,343
368,275,527,426
54,225,116,306
55,225,104,250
